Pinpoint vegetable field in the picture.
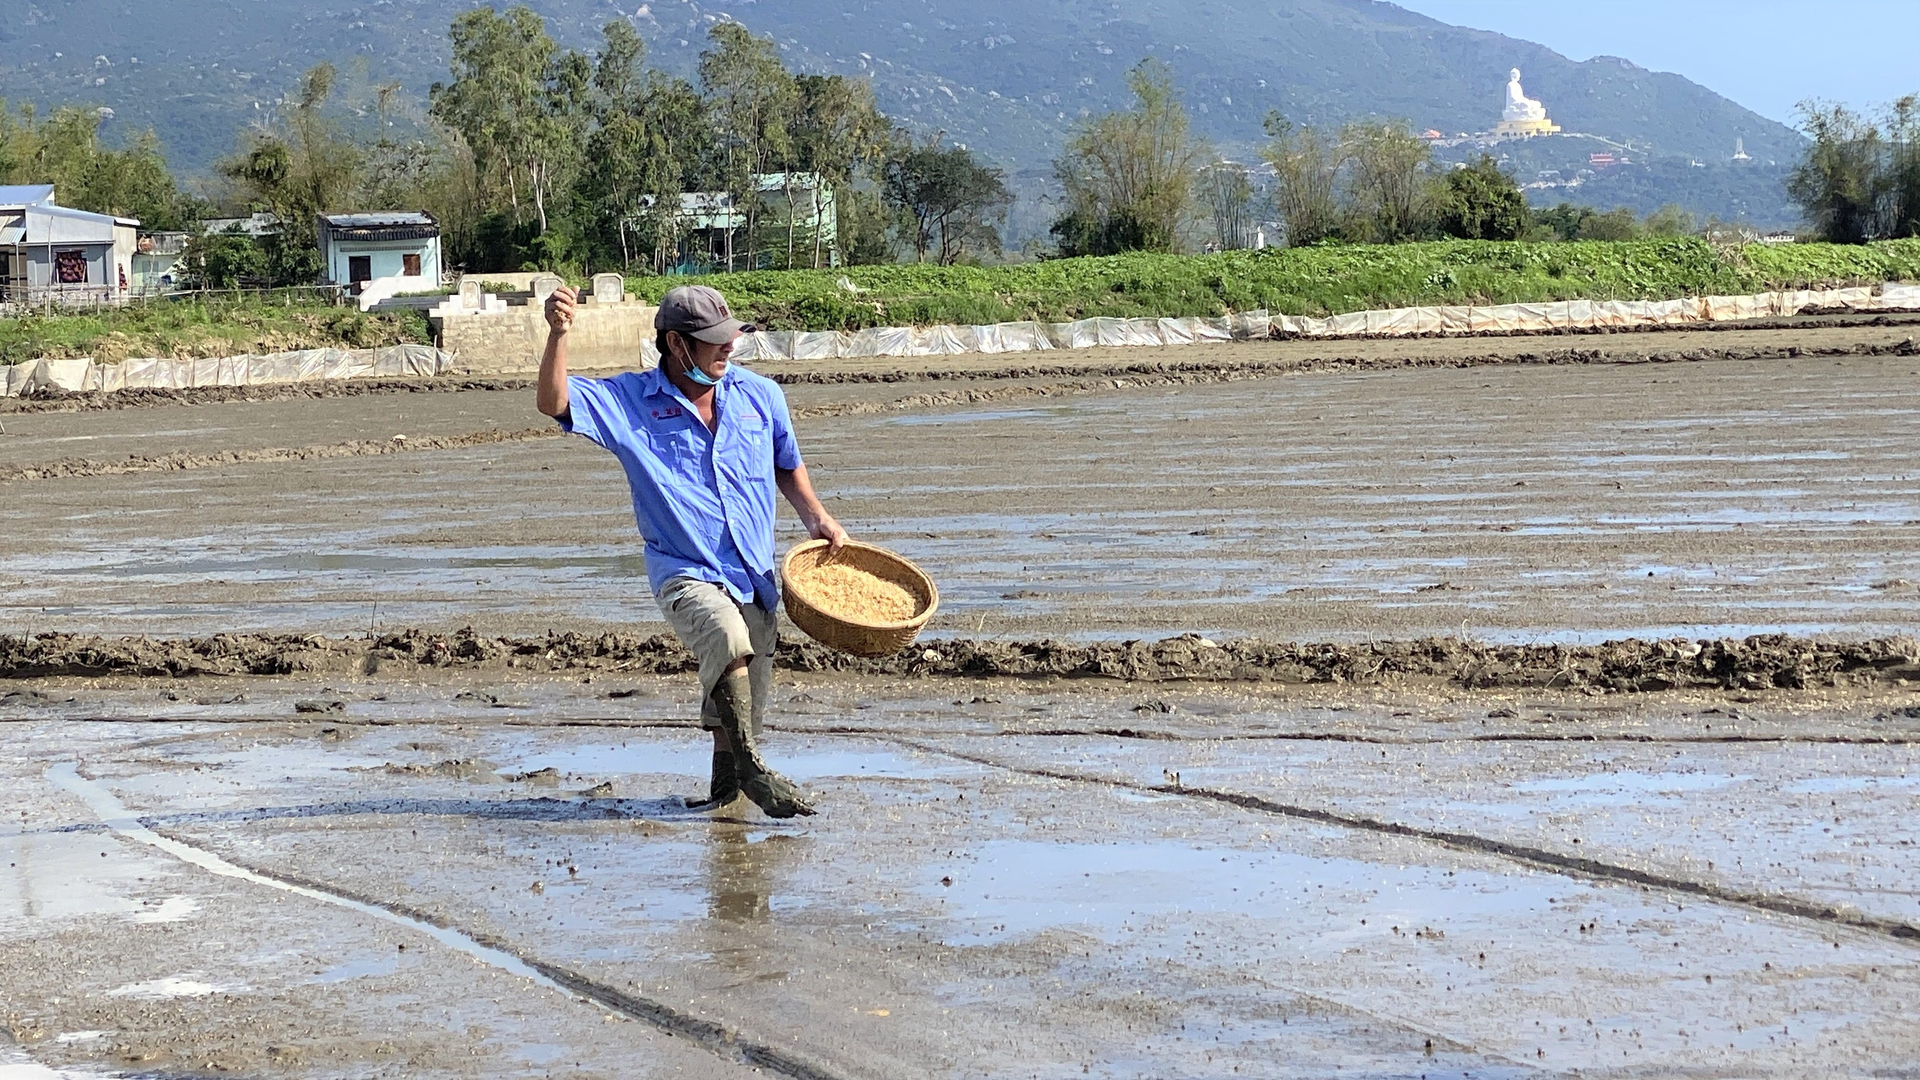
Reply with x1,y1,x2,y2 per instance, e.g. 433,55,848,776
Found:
635,239,1920,331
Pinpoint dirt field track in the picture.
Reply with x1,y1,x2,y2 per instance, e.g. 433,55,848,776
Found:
4,320,1920,1079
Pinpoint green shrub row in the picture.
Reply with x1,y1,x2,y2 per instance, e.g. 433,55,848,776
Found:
631,238,1920,331
0,296,432,364
8,239,1919,363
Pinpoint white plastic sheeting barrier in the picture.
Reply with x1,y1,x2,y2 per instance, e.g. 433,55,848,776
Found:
724,320,1065,364
1,345,450,397
1273,285,1911,339
711,315,1262,365
1875,283,1920,310
678,286,1915,368
11,285,1915,395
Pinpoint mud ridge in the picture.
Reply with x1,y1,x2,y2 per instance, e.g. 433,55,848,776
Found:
4,628,1918,693
1,376,537,414
0,376,1254,481
5,326,1914,415
772,337,1920,387
999,728,1920,746
0,426,561,482
894,739,1920,946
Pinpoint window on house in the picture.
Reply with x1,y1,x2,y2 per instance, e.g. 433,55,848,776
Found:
402,253,422,277
348,256,372,283
55,249,89,285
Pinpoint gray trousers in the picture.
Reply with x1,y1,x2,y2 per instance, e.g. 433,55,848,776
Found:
656,576,776,734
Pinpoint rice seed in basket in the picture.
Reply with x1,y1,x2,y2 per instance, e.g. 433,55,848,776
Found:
797,563,920,623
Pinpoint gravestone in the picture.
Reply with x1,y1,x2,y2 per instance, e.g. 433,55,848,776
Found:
531,275,564,303
591,273,624,304
459,279,482,309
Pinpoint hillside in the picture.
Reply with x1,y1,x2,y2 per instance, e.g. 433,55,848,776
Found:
1,0,1804,181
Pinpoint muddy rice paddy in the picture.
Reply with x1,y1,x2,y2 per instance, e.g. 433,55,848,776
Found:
4,322,1920,1078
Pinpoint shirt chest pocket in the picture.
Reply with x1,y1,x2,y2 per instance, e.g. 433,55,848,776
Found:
640,423,706,482
728,415,774,475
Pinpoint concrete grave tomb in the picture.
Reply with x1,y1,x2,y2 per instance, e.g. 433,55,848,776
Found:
591,273,625,304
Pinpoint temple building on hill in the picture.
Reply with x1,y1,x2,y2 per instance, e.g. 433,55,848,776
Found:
1493,68,1560,139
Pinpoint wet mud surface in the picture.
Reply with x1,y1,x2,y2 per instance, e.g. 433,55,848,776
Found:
4,344,1918,644
5,323,1920,1077
6,674,1920,1078
5,315,1919,472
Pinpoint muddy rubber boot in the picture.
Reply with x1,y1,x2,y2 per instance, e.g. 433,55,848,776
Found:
711,669,815,819
684,749,739,811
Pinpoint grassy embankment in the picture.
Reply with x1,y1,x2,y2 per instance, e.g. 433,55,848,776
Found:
0,296,432,364
640,238,1920,331
5,239,1918,362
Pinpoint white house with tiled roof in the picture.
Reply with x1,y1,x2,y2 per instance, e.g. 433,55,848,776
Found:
317,211,442,294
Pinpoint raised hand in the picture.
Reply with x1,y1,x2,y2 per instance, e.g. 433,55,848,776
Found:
544,285,577,333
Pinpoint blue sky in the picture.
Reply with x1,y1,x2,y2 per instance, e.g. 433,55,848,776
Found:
1397,0,1920,126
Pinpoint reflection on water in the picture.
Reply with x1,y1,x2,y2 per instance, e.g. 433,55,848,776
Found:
704,829,806,926
700,828,809,976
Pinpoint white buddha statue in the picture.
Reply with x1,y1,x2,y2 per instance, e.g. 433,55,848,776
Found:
1495,68,1558,137
1504,69,1546,123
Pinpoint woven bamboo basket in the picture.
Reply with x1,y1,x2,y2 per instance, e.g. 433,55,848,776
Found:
781,540,939,657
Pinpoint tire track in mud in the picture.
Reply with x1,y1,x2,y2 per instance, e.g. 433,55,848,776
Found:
884,737,1920,947
1005,727,1920,747
226,864,854,1080
48,763,852,1080
13,713,1920,746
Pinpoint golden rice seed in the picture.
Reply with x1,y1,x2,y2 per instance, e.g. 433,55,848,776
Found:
798,562,920,623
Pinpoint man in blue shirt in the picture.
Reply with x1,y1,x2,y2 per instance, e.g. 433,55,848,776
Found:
537,284,847,818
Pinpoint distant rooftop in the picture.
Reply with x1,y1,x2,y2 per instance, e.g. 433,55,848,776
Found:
203,213,283,237
0,184,56,207
318,211,439,244
320,212,438,228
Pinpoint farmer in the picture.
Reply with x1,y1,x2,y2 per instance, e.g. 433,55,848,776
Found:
536,283,847,818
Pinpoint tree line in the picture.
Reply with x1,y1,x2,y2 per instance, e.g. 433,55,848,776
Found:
5,7,1017,286
1049,60,1710,253
7,21,1915,293
214,9,1017,283
1789,97,1920,244
0,104,202,230
1058,61,1920,252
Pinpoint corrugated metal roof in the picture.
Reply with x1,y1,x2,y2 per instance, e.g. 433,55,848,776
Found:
30,203,121,225
0,184,56,207
0,204,120,244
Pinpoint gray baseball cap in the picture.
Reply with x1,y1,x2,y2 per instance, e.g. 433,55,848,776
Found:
655,285,756,344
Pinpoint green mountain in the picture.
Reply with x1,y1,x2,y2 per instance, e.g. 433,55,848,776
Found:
2,0,1803,183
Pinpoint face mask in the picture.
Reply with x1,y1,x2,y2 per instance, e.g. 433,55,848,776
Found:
683,360,721,387
675,342,722,387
